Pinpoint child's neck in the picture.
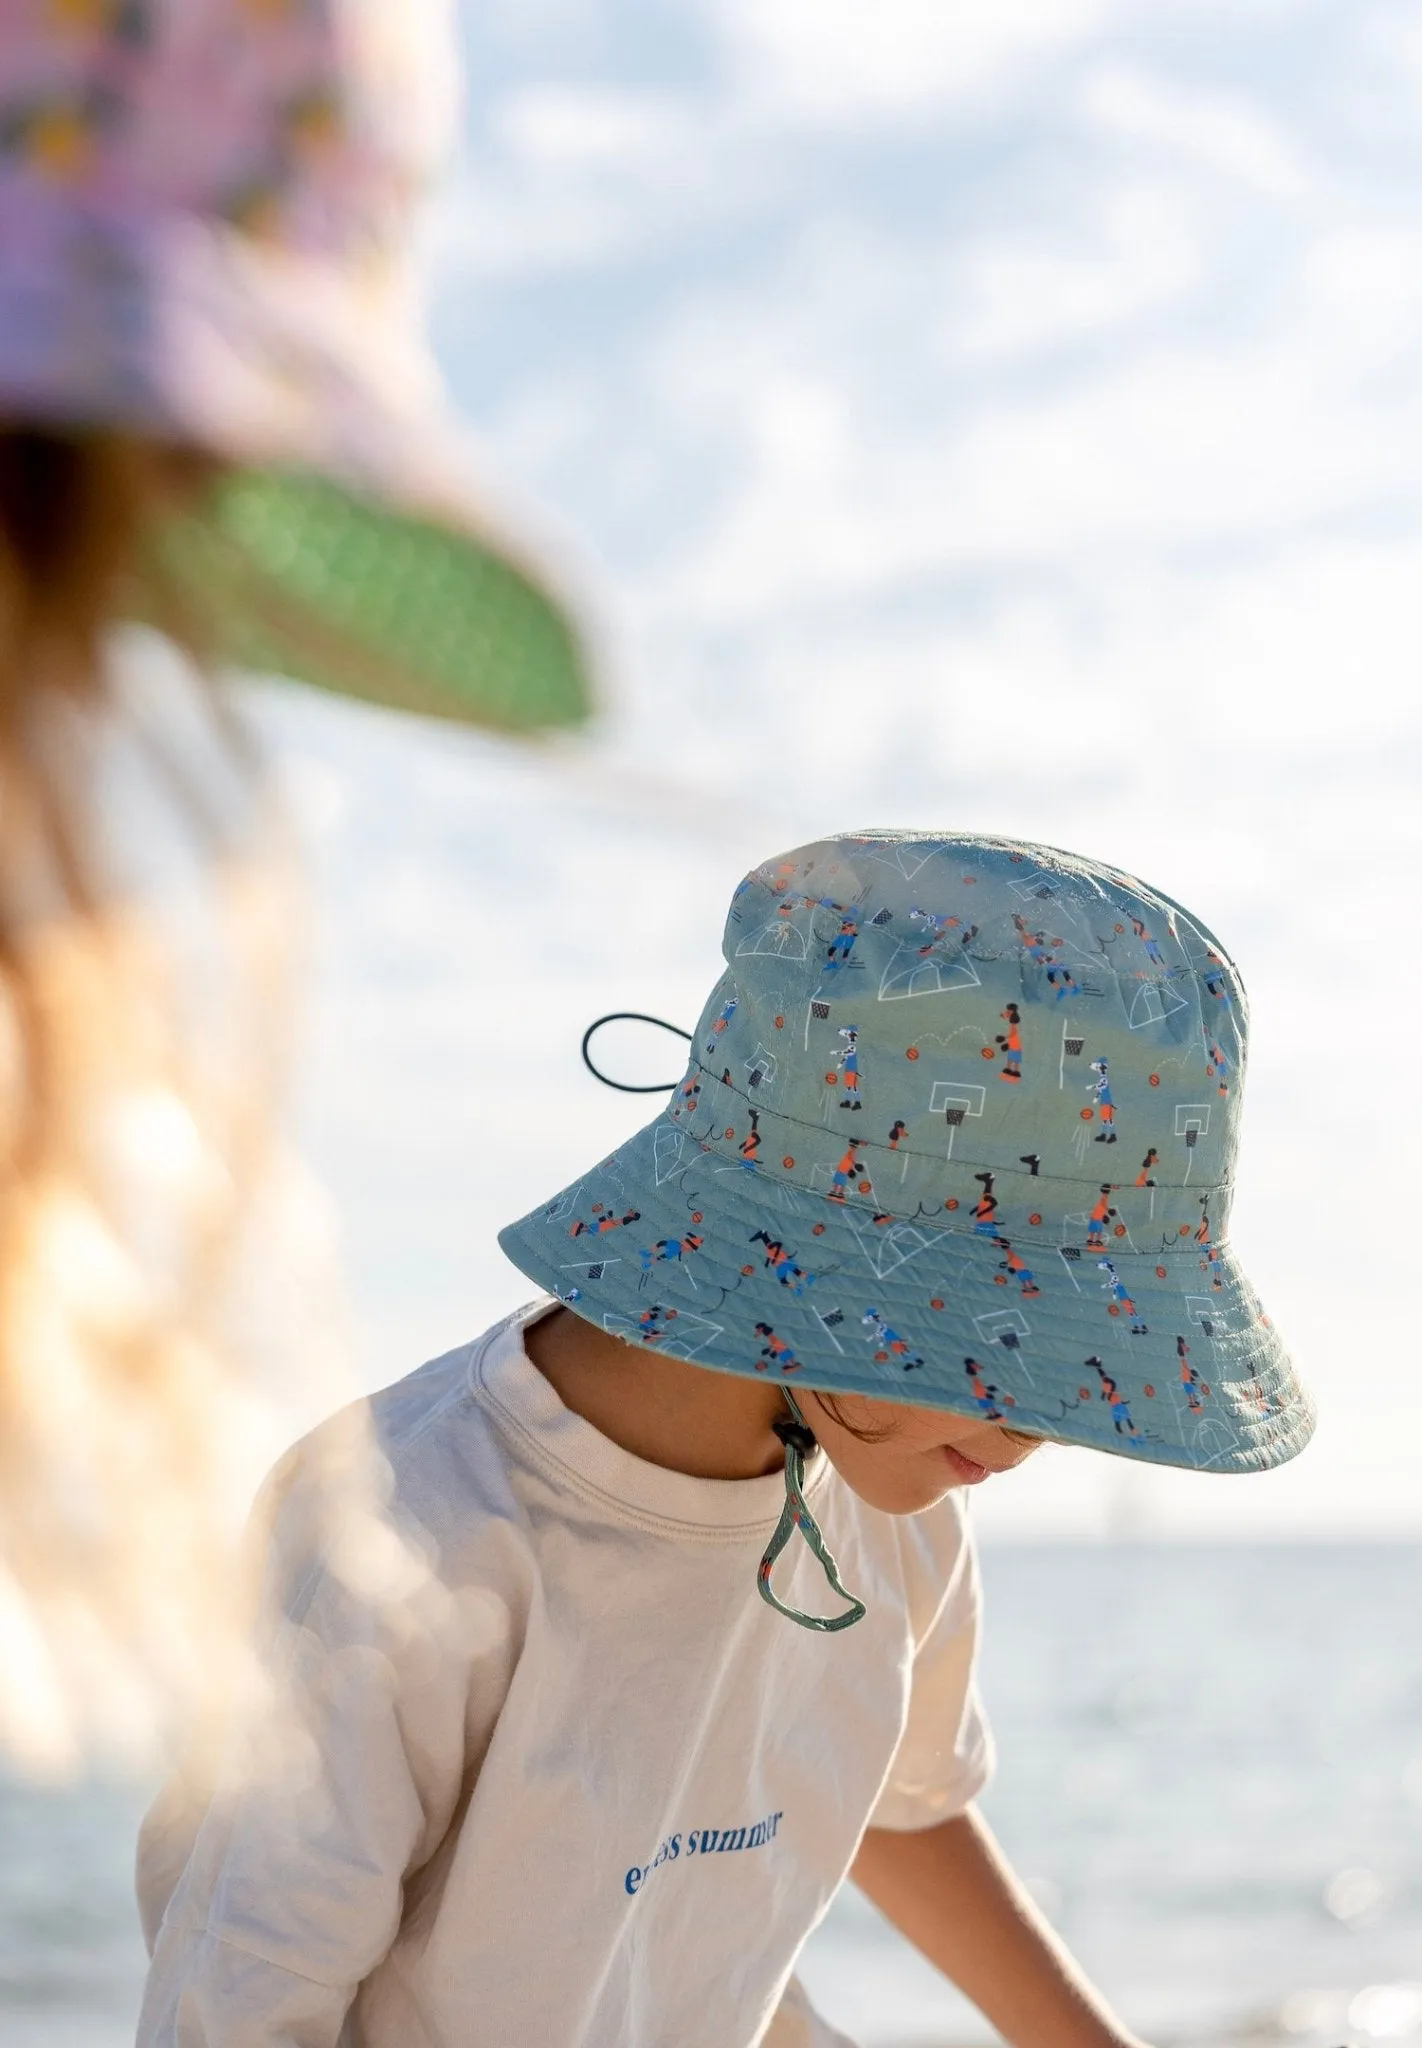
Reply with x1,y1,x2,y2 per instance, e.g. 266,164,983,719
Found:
524,1308,789,1482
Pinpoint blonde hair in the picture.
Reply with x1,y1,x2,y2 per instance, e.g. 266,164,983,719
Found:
0,426,303,1772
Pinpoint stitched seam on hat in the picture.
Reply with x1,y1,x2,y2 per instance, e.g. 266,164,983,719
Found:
652,1137,1235,1262
681,1056,1233,1195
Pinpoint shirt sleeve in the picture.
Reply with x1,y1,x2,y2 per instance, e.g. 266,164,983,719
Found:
866,1506,994,1832
136,1419,514,2046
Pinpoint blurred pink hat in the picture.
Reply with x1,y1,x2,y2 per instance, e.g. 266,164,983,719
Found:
0,0,591,731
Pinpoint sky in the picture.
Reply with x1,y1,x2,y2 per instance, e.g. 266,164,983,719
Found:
257,0,1422,1538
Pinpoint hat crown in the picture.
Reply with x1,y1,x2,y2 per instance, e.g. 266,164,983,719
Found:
0,0,455,257
501,826,1309,1479
677,831,1247,1260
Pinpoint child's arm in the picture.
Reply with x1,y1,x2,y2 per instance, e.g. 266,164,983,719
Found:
136,1431,503,2045
851,1805,1151,2048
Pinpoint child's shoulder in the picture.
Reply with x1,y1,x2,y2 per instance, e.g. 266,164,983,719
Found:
255,1317,530,1597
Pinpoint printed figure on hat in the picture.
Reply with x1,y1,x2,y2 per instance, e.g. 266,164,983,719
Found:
1195,1200,1223,1291
739,1109,762,1170
1097,1257,1148,1334
673,1072,701,1119
995,1237,1041,1299
1206,1040,1230,1097
828,1140,868,1203
749,1230,815,1296
836,1026,863,1111
1088,1057,1117,1142
1089,1358,1139,1438
995,1002,1023,1085
1135,1148,1159,1189
1012,914,1052,968
1085,1185,1117,1250
888,1118,908,1152
754,1323,800,1374
809,898,861,970
964,1357,1008,1422
972,1170,1001,1237
1202,951,1232,1009
640,1229,705,1271
636,1305,678,1345
1177,1335,1207,1414
706,994,738,1053
1131,915,1164,966
759,858,801,897
570,1204,642,1239
1012,913,1079,1002
909,906,977,958
862,1309,924,1371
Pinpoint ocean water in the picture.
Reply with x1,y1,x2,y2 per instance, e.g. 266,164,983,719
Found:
2,1545,1418,2048
799,1544,1422,2047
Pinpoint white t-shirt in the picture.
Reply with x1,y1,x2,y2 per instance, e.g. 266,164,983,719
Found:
137,1301,992,2048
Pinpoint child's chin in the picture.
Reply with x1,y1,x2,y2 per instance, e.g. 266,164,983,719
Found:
859,1471,961,1517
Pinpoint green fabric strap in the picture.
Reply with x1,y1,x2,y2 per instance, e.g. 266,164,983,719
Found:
757,1391,867,1633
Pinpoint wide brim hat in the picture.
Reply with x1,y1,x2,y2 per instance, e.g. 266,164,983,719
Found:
0,0,590,735
500,831,1315,1474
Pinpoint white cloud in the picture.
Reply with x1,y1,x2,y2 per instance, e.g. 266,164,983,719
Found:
1360,0,1422,103
941,183,1207,364
428,84,731,281
428,168,626,278
631,322,1418,630
715,0,1118,125
599,100,1421,634
1079,62,1312,197
492,83,695,171
1299,224,1422,368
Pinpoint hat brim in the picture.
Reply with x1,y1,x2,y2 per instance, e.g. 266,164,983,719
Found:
138,467,593,733
499,1107,1315,1475
0,209,593,731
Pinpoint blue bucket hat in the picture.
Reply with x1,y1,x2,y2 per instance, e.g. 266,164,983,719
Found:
500,831,1313,1500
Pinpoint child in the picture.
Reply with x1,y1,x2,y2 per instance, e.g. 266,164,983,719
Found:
137,831,1313,2047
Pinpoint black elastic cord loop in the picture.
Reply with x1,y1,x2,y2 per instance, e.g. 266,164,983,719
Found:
580,1012,694,1093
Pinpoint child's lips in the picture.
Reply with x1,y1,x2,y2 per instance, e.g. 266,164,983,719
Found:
939,1443,992,1485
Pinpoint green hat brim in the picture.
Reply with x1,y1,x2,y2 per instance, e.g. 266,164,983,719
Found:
135,467,593,734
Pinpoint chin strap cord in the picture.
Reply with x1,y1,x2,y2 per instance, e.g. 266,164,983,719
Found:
757,1390,867,1633
580,1019,865,1632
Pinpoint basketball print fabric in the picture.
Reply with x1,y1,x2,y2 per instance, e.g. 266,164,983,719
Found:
500,832,1313,1474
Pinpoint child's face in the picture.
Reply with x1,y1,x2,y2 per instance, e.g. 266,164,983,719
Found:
801,1388,1043,1515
